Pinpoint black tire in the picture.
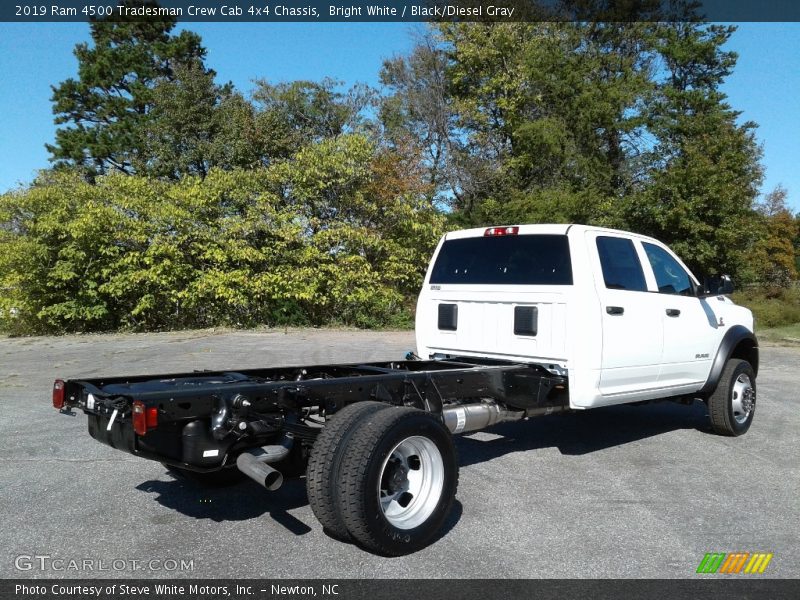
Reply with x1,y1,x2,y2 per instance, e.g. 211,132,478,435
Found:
708,358,756,436
306,401,391,541
163,463,245,487
337,407,458,556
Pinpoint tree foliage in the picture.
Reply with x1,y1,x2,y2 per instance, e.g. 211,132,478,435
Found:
1,135,443,334
380,33,453,205
747,186,799,287
252,78,374,161
380,21,772,283
47,1,211,179
140,61,234,178
622,23,764,279
5,17,796,335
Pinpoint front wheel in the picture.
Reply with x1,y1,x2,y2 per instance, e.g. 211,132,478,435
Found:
336,407,458,556
708,358,756,436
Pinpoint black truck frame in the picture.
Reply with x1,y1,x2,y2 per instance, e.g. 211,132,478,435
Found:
56,357,567,471
53,356,566,555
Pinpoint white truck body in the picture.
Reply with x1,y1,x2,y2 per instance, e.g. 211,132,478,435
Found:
416,224,755,409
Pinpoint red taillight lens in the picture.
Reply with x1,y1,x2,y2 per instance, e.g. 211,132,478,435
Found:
132,401,147,436
53,379,65,409
484,226,519,236
132,400,158,436
146,406,158,429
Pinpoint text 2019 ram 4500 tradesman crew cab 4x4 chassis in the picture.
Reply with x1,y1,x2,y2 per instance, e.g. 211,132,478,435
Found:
53,225,758,555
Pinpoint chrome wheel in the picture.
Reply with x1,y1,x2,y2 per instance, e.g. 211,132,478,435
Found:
731,373,755,424
378,435,444,530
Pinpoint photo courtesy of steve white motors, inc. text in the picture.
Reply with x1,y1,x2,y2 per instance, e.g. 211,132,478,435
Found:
14,583,339,597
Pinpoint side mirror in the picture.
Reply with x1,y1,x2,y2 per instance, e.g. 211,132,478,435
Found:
717,274,734,295
699,274,734,296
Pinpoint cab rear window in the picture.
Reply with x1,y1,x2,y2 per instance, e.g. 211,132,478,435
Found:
429,234,573,285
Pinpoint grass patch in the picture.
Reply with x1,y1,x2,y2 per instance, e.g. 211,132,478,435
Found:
756,322,800,346
732,286,800,328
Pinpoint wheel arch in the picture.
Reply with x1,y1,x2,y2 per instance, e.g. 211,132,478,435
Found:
700,325,759,397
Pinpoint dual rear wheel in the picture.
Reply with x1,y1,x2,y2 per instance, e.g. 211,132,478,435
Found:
306,402,459,556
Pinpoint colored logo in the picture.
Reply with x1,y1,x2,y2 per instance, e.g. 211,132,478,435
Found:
696,552,773,574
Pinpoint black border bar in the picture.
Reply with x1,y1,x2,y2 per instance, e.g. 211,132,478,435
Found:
3,1,800,23
4,579,800,600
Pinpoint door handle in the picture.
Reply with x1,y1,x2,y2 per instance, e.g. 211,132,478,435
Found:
606,306,624,315
666,308,681,317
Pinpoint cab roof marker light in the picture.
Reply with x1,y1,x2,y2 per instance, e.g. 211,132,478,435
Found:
484,226,519,236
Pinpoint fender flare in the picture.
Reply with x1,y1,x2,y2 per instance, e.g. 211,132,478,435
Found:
699,325,759,396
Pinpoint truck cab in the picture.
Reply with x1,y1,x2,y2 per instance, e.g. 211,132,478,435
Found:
415,224,757,409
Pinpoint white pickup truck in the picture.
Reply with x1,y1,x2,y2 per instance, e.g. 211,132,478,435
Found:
417,223,757,427
54,224,757,556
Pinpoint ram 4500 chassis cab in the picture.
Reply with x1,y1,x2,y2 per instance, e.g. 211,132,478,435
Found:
53,225,758,555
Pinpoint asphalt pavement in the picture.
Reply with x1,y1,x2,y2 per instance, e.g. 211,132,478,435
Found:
0,329,797,578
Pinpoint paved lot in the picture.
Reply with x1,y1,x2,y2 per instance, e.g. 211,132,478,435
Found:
1,329,797,579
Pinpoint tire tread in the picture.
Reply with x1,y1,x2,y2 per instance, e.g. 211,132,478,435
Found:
337,407,458,556
708,358,754,436
306,401,389,540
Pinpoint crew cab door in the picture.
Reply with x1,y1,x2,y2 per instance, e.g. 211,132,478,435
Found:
590,234,663,397
639,241,718,388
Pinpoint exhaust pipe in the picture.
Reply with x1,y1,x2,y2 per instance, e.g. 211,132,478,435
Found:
236,435,293,491
237,453,283,490
442,402,524,434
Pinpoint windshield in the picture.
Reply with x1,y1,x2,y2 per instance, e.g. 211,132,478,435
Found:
429,234,573,285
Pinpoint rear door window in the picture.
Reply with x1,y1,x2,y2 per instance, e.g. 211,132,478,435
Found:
595,236,647,292
429,234,573,285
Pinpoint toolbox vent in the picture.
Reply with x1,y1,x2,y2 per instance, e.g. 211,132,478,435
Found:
514,306,538,336
438,303,458,331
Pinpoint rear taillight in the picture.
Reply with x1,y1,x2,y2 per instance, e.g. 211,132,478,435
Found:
52,379,65,409
132,400,158,436
146,406,158,429
484,226,519,236
132,402,145,435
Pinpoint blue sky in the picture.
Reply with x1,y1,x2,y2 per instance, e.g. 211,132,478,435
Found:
0,22,798,211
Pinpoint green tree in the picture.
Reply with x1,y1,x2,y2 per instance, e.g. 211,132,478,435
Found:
624,23,763,280
795,212,800,276
1,136,444,335
209,92,271,171
380,33,454,206
139,60,236,179
267,134,444,326
47,0,210,179
252,78,374,161
391,21,764,281
430,22,657,223
747,186,799,286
